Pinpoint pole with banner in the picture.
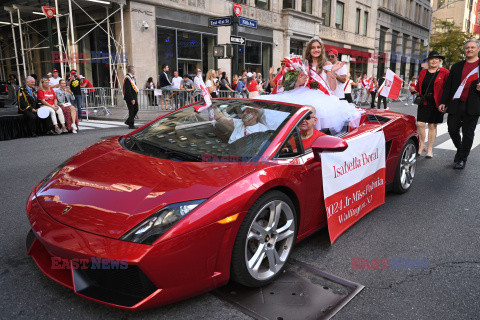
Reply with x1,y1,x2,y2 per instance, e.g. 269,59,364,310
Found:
42,3,56,72
232,1,242,77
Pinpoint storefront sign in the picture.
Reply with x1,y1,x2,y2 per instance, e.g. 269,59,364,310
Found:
42,6,55,18
321,131,386,243
239,17,257,29
208,17,232,27
233,3,242,17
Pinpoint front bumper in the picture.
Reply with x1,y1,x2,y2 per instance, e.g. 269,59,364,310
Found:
26,197,234,310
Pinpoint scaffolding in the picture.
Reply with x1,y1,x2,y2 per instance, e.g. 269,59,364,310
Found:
1,0,126,88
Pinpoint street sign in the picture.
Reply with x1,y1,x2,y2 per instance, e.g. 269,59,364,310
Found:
230,35,245,45
239,17,257,29
208,17,232,27
233,3,242,17
41,6,55,18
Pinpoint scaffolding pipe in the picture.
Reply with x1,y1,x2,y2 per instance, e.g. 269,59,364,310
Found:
107,7,114,105
68,0,77,70
0,41,5,80
120,3,126,75
55,0,64,79
16,9,28,81
9,11,22,86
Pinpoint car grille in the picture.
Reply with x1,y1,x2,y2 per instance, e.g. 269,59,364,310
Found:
73,263,157,307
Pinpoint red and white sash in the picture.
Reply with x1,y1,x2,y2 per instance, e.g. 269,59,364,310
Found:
309,69,332,96
123,74,138,94
453,67,479,99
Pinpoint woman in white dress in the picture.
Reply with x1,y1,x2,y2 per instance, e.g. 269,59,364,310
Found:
263,37,361,134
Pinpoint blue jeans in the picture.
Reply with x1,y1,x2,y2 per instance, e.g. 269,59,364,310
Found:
406,91,416,104
73,94,82,118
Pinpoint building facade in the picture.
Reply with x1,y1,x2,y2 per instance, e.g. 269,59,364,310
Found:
431,0,479,33
373,0,432,82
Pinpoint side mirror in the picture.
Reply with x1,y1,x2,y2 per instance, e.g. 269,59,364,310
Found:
311,135,348,161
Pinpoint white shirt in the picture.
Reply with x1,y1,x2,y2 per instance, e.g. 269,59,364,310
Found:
344,79,353,94
332,63,347,99
172,76,182,89
229,118,268,144
49,76,61,87
194,76,202,90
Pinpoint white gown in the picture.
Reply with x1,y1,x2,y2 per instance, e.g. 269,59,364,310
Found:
257,86,361,134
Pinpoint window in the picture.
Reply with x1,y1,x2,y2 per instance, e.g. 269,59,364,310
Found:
283,0,295,9
390,31,398,72
363,11,368,36
355,8,361,34
255,0,269,10
322,0,331,26
335,2,344,30
302,0,312,14
245,41,261,65
277,129,303,158
177,31,201,60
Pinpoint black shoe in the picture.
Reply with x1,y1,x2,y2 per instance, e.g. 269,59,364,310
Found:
124,120,128,125
454,151,461,163
128,125,137,129
425,155,433,159
454,160,466,169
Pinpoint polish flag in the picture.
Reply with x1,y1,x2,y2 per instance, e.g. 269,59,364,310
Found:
378,69,403,100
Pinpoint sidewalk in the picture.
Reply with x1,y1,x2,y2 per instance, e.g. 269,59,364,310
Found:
85,106,174,123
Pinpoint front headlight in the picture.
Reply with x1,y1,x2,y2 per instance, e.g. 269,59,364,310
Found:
120,199,206,245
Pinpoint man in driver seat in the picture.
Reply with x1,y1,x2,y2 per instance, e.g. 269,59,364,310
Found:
299,105,324,149
216,106,268,143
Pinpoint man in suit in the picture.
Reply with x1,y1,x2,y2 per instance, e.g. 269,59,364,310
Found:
17,76,40,137
439,39,480,169
123,65,139,129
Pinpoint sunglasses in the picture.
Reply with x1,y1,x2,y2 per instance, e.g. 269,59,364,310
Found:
328,55,336,58
281,63,286,66
304,115,316,120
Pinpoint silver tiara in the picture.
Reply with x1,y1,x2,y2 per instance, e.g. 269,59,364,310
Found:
308,36,324,44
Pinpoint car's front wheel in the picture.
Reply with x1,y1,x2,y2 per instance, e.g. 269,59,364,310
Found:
231,191,297,287
393,139,417,194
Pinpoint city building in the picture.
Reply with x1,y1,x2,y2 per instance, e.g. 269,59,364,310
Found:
374,0,432,82
1,0,432,87
431,0,479,33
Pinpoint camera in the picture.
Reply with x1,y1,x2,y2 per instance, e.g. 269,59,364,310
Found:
142,20,149,31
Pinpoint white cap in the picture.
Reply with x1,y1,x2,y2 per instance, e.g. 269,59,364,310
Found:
79,75,85,79
246,72,253,77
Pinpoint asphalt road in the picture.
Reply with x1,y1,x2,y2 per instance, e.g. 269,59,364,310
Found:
1,101,479,319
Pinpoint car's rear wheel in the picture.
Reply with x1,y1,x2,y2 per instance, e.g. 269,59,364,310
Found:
231,191,297,287
393,139,417,194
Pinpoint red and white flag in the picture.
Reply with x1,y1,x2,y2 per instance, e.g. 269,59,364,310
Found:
378,69,403,100
42,6,55,18
193,78,213,115
321,131,386,243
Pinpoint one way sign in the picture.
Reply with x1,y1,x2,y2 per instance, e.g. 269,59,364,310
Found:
230,35,246,44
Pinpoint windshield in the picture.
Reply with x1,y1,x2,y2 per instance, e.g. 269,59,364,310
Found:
122,99,298,162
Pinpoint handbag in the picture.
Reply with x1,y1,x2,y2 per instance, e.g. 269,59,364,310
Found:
414,69,439,106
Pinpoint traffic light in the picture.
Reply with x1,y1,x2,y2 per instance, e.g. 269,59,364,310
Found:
213,45,225,58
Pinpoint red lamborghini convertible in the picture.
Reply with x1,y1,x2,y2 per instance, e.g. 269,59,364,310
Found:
25,98,418,310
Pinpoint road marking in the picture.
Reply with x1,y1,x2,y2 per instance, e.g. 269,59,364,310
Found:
435,126,480,151
78,122,118,129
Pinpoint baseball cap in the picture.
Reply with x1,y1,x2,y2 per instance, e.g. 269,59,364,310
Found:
52,69,58,73
70,70,77,74
79,75,85,79
328,49,338,56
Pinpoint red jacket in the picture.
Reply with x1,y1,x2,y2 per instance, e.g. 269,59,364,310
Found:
414,67,449,106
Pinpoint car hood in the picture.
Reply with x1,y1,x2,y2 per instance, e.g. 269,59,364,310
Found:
35,138,255,239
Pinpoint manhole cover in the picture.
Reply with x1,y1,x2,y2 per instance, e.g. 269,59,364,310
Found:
214,260,363,320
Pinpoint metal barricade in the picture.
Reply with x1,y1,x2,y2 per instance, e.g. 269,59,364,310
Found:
81,87,114,120
8,84,19,104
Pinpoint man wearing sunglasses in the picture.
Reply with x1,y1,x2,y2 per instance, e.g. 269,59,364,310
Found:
299,105,324,149
327,49,348,100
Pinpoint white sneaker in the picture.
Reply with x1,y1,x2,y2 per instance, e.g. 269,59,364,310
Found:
405,103,408,105
386,107,390,110
73,128,77,133
72,123,77,131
